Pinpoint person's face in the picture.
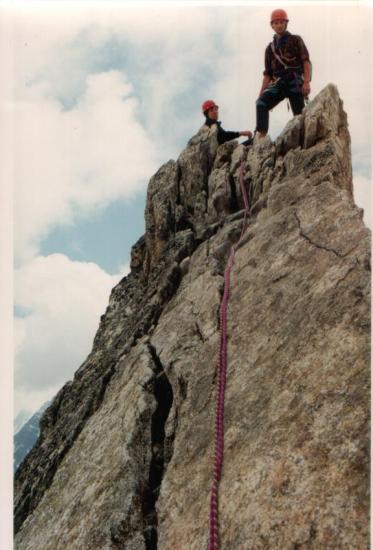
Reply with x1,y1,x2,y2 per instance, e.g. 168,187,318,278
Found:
271,19,287,36
208,105,219,120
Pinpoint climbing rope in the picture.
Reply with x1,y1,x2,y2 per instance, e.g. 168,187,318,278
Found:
208,151,251,550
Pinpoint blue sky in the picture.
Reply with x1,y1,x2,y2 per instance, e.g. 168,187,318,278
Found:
41,195,147,274
2,2,371,419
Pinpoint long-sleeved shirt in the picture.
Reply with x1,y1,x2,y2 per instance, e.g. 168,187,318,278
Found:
263,31,310,79
204,117,240,144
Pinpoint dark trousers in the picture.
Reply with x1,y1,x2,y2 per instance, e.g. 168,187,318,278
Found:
256,75,305,134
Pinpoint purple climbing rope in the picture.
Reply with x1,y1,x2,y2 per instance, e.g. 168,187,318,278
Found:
208,153,250,550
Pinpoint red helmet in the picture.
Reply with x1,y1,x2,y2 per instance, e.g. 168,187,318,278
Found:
270,9,289,23
202,99,218,114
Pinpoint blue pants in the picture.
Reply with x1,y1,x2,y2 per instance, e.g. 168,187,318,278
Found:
256,75,305,134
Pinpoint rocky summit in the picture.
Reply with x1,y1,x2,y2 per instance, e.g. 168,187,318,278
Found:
14,84,370,549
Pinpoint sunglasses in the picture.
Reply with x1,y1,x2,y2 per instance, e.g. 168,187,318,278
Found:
209,106,219,112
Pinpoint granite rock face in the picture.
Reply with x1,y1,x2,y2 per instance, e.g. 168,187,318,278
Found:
14,84,370,549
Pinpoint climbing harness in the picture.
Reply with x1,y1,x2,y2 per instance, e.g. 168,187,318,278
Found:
270,40,302,73
208,151,250,550
269,39,312,103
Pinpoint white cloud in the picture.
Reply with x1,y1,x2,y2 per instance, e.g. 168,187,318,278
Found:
9,6,231,263
7,3,372,419
14,70,158,263
14,253,123,414
8,6,229,150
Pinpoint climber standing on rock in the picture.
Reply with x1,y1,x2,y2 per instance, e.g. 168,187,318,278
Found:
256,9,311,137
202,100,253,145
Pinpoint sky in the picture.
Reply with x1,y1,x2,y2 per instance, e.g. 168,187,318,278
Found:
2,1,371,419
0,2,372,543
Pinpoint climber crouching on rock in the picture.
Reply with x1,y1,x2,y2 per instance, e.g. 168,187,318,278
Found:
202,100,253,146
256,9,311,137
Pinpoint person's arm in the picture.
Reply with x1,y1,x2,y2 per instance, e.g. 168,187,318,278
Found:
296,35,311,97
217,127,253,145
302,60,311,96
259,45,272,97
239,131,253,138
217,126,240,144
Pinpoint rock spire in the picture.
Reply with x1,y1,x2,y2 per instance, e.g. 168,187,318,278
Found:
15,84,370,549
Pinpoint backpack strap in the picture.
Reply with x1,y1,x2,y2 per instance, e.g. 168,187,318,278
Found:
271,40,290,70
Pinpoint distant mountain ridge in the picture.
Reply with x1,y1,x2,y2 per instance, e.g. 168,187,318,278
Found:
14,402,51,473
14,410,32,435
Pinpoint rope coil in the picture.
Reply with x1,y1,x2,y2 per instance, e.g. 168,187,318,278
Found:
208,152,250,550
